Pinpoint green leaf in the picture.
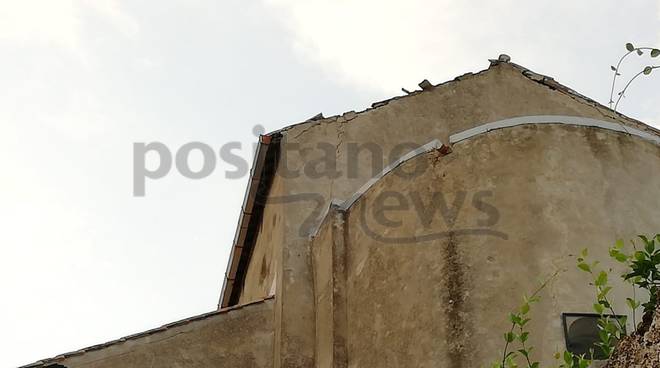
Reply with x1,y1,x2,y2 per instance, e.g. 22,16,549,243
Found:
593,302,605,315
505,331,515,342
643,66,653,75
626,43,635,52
644,235,656,252
521,303,530,314
578,263,591,273
652,49,660,58
638,49,644,56
509,313,522,325
615,239,625,249
564,351,573,364
609,248,628,262
626,297,639,310
520,331,530,342
528,295,541,304
599,286,613,298
615,252,628,262
595,271,608,287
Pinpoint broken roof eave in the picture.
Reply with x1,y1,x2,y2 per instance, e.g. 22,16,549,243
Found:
218,133,278,308
218,113,327,309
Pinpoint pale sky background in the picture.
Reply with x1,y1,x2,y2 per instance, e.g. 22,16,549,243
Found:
1,1,659,367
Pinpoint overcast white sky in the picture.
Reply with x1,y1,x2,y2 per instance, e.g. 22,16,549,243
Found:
1,1,659,367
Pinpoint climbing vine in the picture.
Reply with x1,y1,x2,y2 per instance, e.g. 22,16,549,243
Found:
492,271,557,368
609,43,660,112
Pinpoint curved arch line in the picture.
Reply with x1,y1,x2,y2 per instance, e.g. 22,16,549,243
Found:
345,115,659,213
307,115,659,238
449,115,659,145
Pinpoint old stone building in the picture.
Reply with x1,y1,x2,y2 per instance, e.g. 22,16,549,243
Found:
22,57,660,367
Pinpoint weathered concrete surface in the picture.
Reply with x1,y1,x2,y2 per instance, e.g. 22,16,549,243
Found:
307,124,660,367
23,298,275,368
605,296,660,368
311,207,348,368
235,61,660,367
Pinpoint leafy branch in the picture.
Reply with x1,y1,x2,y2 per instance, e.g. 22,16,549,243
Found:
576,249,626,332
553,351,590,368
576,248,627,359
609,43,660,111
492,270,561,368
610,234,660,315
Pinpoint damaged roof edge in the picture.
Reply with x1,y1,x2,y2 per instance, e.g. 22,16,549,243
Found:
219,133,280,308
21,296,275,368
261,60,659,139
218,59,660,309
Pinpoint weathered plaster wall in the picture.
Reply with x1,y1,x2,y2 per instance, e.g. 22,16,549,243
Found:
311,210,335,368
340,124,660,367
37,299,275,368
234,61,660,367
311,207,348,368
239,173,285,304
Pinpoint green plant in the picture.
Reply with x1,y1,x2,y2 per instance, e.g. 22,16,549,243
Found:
488,234,658,367
489,271,560,368
576,248,627,359
609,235,660,315
609,43,660,111
488,271,595,368
553,351,590,368
572,235,660,361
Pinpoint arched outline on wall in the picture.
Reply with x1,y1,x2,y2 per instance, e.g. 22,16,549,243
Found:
308,115,660,239
448,115,659,145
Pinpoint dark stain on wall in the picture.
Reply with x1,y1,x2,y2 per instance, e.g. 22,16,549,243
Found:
442,232,472,368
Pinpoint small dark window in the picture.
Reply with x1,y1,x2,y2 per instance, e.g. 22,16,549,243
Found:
562,313,627,360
